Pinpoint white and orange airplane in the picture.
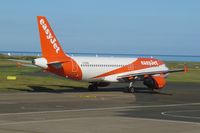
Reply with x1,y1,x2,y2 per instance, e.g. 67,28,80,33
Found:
32,16,187,93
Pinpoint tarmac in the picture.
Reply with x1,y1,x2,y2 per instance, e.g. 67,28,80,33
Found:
0,82,200,133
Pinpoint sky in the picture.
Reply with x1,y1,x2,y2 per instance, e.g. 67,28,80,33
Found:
0,0,200,55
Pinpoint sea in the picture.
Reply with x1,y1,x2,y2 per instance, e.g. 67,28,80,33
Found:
0,51,200,62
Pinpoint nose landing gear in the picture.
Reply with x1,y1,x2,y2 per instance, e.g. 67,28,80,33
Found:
128,81,135,93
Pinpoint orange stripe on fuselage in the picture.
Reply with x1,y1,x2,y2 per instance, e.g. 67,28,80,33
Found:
62,59,83,80
93,58,164,79
46,58,83,81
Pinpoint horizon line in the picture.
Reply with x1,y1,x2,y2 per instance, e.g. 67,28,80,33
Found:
1,50,200,57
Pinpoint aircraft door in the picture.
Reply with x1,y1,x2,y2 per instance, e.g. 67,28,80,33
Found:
70,59,79,79
72,60,78,72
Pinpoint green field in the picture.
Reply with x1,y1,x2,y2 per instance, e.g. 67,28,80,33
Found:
0,56,200,92
0,58,88,92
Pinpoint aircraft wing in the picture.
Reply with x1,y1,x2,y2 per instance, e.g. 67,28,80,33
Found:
117,66,187,81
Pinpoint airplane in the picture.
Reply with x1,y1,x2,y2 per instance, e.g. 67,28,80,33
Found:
32,16,187,93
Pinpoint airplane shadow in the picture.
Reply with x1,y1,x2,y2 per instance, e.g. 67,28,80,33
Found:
132,87,173,96
7,85,172,95
8,85,87,93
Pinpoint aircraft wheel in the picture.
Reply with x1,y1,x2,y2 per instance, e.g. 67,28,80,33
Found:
88,85,98,91
128,87,135,93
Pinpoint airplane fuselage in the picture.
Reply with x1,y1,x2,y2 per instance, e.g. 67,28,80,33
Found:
34,56,169,83
72,56,169,82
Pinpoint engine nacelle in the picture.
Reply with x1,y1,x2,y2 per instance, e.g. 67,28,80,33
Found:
32,58,48,69
143,76,166,90
152,76,166,89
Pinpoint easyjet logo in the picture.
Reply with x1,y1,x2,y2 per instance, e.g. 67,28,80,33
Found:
141,60,159,66
40,19,60,54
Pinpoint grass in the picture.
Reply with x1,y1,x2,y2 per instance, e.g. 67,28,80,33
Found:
0,59,88,92
166,61,200,83
0,57,200,92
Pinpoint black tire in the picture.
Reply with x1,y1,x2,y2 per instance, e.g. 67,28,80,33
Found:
88,85,98,91
128,87,135,93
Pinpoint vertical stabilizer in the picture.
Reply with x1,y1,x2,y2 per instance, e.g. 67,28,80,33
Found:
37,16,67,61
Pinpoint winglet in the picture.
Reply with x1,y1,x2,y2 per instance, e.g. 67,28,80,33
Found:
184,64,189,73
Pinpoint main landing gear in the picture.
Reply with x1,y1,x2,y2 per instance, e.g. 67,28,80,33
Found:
88,82,110,91
128,81,135,93
88,82,136,93
88,83,98,91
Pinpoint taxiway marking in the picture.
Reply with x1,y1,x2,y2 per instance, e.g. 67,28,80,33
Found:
0,102,200,116
161,110,200,119
0,116,200,126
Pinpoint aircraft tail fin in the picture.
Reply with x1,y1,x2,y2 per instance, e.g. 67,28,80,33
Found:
37,16,68,62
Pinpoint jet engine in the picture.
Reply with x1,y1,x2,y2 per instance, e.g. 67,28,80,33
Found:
143,76,166,89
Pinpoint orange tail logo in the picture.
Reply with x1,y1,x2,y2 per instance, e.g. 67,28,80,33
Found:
37,16,67,60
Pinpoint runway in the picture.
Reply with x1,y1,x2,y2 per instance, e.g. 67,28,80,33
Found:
0,82,200,133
